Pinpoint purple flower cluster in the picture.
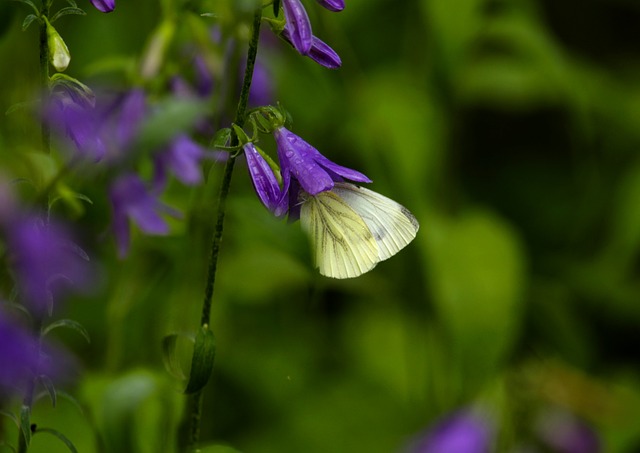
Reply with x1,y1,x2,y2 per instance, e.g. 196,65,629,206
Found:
243,126,370,219
47,84,225,257
278,0,344,68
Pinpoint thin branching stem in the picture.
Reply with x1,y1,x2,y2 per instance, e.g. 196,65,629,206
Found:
184,8,263,452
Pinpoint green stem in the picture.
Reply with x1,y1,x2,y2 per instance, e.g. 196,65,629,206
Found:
183,8,263,452
18,3,53,452
39,0,51,156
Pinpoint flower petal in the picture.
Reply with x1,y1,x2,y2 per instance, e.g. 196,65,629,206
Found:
316,0,345,12
274,127,335,195
282,0,313,55
244,143,287,216
90,0,115,13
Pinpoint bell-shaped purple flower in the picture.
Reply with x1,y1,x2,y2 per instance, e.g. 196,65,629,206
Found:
154,135,226,189
109,174,181,258
90,0,115,13
281,27,342,69
316,0,345,12
243,143,287,216
274,126,370,197
282,0,313,55
406,410,493,453
6,217,90,316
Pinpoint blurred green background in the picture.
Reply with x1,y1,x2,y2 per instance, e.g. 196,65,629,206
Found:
2,0,640,451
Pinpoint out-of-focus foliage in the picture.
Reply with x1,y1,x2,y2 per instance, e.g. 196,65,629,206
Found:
2,0,640,451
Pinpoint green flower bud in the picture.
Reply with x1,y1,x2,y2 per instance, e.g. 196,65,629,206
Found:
46,19,70,72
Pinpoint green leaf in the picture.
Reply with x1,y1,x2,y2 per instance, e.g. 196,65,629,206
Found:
43,319,91,343
134,98,207,156
184,325,216,394
425,209,525,389
211,128,232,149
55,390,85,416
33,428,78,453
50,184,94,217
0,441,18,452
49,73,95,108
11,0,39,16
161,333,191,381
38,375,57,407
50,7,86,23
19,405,31,448
66,0,78,7
0,409,19,428
22,14,38,31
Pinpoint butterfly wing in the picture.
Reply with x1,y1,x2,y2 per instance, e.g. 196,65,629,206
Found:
331,183,419,261
301,190,379,279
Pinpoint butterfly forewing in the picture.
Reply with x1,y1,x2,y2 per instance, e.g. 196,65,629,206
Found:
301,190,379,279
332,183,419,261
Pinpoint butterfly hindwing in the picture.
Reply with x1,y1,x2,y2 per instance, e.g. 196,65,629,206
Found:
331,183,419,261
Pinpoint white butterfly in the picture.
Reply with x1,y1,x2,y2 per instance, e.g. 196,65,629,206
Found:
300,182,419,279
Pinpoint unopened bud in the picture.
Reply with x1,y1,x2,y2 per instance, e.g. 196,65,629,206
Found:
46,20,70,72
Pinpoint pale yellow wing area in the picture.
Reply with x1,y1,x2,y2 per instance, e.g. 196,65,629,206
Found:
331,183,419,261
301,190,379,279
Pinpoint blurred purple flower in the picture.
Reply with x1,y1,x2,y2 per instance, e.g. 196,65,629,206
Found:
114,88,147,149
274,126,370,197
406,410,494,453
109,174,181,258
0,311,40,396
6,217,90,316
282,0,313,55
247,59,274,106
0,309,75,398
243,143,287,216
194,55,214,97
47,99,105,161
154,135,226,189
90,0,115,13
281,27,342,69
536,410,600,453
316,0,344,12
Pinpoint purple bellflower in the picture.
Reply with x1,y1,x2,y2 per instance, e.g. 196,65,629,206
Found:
274,126,370,196
154,135,226,189
406,410,494,453
536,410,600,453
0,311,41,397
0,309,74,398
243,143,287,217
282,0,313,55
281,27,342,69
90,0,115,13
316,0,345,12
114,88,147,149
109,174,181,258
47,99,106,161
5,217,90,316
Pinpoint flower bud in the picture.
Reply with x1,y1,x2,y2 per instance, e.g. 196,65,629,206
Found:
46,20,70,72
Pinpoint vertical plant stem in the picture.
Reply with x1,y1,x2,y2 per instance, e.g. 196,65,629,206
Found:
183,8,263,452
18,3,52,452
40,0,51,156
